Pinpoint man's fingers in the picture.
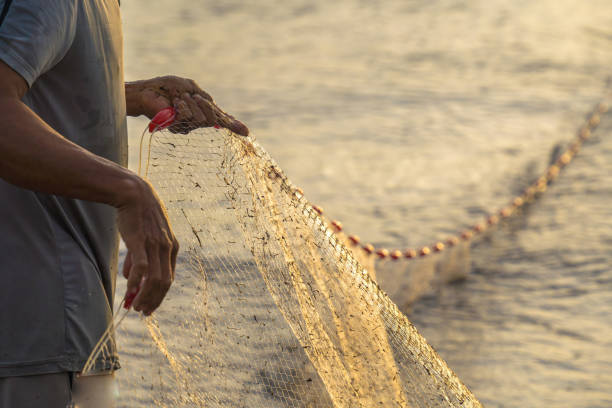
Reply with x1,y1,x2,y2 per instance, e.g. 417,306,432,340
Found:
210,101,249,136
194,95,216,126
217,109,249,136
195,89,213,102
159,238,174,295
132,244,159,315
169,97,194,134
227,118,249,137
122,251,132,279
189,79,214,102
182,93,208,127
133,237,173,316
141,89,171,118
193,94,249,136
126,247,147,304
170,238,179,278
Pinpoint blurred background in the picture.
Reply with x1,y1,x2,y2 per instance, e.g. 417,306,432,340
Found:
122,1,612,406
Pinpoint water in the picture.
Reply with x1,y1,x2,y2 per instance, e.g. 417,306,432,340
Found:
121,1,612,406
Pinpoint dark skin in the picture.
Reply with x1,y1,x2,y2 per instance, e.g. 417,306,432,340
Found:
126,76,249,135
0,61,248,316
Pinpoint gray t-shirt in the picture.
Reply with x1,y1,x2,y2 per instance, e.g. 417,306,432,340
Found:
0,0,126,376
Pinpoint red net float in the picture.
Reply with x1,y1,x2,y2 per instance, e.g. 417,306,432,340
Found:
362,244,375,254
405,249,417,259
376,248,390,259
148,107,176,133
580,128,591,140
569,142,581,154
461,230,473,240
547,165,560,180
487,215,499,226
473,223,485,233
557,153,572,166
446,236,459,247
348,235,361,245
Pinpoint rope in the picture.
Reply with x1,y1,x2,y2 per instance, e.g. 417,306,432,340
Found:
294,101,609,261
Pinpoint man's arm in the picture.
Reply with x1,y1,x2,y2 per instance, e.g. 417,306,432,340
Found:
0,60,177,316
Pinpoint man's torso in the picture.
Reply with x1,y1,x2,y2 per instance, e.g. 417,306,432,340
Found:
0,0,126,376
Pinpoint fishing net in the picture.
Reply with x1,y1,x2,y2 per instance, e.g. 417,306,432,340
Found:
86,123,481,407
331,100,609,313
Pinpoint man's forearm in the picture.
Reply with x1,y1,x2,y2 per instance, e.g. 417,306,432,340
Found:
0,96,139,208
125,80,147,117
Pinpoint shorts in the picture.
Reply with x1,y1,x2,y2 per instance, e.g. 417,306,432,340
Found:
0,372,116,408
0,372,73,408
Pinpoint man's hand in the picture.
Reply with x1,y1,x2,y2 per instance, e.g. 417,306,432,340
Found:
117,177,179,316
125,76,249,136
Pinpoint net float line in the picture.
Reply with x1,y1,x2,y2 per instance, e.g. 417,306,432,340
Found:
293,101,608,261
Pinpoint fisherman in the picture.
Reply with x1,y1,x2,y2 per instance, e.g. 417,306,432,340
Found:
0,1,248,406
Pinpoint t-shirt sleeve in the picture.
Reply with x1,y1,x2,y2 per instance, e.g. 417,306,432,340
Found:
0,0,78,87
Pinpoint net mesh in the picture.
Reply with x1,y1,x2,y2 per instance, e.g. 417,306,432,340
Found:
92,125,481,407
